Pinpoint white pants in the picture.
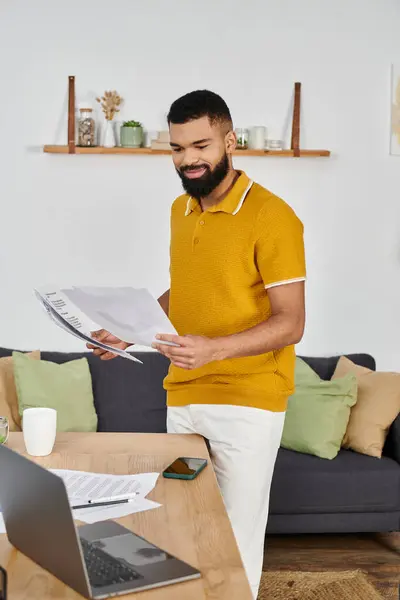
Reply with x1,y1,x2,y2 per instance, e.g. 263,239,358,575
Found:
167,404,286,600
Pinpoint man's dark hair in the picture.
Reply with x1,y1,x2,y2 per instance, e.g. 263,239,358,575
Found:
167,90,233,129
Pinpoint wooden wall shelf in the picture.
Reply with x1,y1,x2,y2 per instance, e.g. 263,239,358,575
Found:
44,77,331,158
43,145,330,157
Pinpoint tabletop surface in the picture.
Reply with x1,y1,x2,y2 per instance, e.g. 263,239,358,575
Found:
0,432,252,600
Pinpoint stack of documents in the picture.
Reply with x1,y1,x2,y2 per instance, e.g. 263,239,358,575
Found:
34,285,179,363
0,468,161,533
53,468,161,524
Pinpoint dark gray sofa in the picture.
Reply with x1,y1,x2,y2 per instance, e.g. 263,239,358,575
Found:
1,347,399,535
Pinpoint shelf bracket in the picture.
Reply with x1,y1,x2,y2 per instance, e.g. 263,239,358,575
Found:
68,75,76,154
290,82,301,157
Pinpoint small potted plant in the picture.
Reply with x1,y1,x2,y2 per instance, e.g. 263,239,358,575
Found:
120,120,143,148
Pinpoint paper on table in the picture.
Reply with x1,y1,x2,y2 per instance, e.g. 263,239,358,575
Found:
0,500,162,533
50,469,160,503
73,498,161,524
34,288,143,364
61,286,179,348
0,472,160,532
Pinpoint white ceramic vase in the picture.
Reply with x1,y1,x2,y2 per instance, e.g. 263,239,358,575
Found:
103,120,116,148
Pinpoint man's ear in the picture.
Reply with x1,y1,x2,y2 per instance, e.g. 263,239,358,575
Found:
225,130,237,154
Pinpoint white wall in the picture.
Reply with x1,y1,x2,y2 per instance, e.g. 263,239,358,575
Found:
1,0,400,368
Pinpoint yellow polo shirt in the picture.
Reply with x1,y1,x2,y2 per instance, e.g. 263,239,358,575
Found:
164,171,306,412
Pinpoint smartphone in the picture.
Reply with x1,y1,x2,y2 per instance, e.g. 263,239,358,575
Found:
162,457,208,480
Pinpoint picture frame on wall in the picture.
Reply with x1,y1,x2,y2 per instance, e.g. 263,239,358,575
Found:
390,64,400,156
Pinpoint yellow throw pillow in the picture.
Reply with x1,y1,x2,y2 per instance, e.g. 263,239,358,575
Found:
0,351,40,431
332,356,400,458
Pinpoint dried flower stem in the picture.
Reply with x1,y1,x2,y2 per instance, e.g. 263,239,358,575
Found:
96,90,122,121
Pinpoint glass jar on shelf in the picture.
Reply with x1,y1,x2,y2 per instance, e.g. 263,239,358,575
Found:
235,128,249,150
77,107,96,147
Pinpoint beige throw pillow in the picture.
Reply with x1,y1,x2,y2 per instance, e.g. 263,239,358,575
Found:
332,356,400,458
0,351,40,431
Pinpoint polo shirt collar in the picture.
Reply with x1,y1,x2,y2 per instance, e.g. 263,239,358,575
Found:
184,171,253,216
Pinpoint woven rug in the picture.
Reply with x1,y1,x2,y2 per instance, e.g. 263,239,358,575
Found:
257,570,388,600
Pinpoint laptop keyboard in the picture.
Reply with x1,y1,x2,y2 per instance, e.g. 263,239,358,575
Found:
80,538,142,589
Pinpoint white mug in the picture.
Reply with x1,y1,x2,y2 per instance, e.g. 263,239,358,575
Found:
22,408,57,457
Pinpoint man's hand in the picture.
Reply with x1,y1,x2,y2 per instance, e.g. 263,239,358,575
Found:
87,329,130,361
152,334,220,370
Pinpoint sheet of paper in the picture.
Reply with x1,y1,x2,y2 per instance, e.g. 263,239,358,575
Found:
0,500,161,532
61,286,178,347
34,288,143,364
0,471,161,533
50,469,159,503
0,499,161,532
73,498,161,524
37,293,94,344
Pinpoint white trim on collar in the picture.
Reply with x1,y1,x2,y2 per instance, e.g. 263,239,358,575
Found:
184,179,253,216
232,180,253,215
184,197,193,217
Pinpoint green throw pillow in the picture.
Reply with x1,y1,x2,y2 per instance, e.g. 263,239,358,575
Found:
13,352,97,432
295,355,321,384
281,358,358,460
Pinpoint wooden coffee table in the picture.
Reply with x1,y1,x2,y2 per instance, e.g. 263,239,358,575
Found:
0,432,252,599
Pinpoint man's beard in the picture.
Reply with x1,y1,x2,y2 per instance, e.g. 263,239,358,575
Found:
176,153,230,200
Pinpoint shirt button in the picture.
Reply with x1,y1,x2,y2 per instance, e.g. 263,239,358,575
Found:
199,220,205,225
194,238,199,244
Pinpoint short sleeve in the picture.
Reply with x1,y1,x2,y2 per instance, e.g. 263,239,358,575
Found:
254,199,306,289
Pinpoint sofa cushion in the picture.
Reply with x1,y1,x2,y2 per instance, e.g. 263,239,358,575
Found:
13,351,97,432
332,356,400,458
269,447,400,515
40,350,170,433
0,350,40,431
281,358,357,459
299,354,375,380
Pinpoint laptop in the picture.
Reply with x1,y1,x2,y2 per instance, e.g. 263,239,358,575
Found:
0,444,201,598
